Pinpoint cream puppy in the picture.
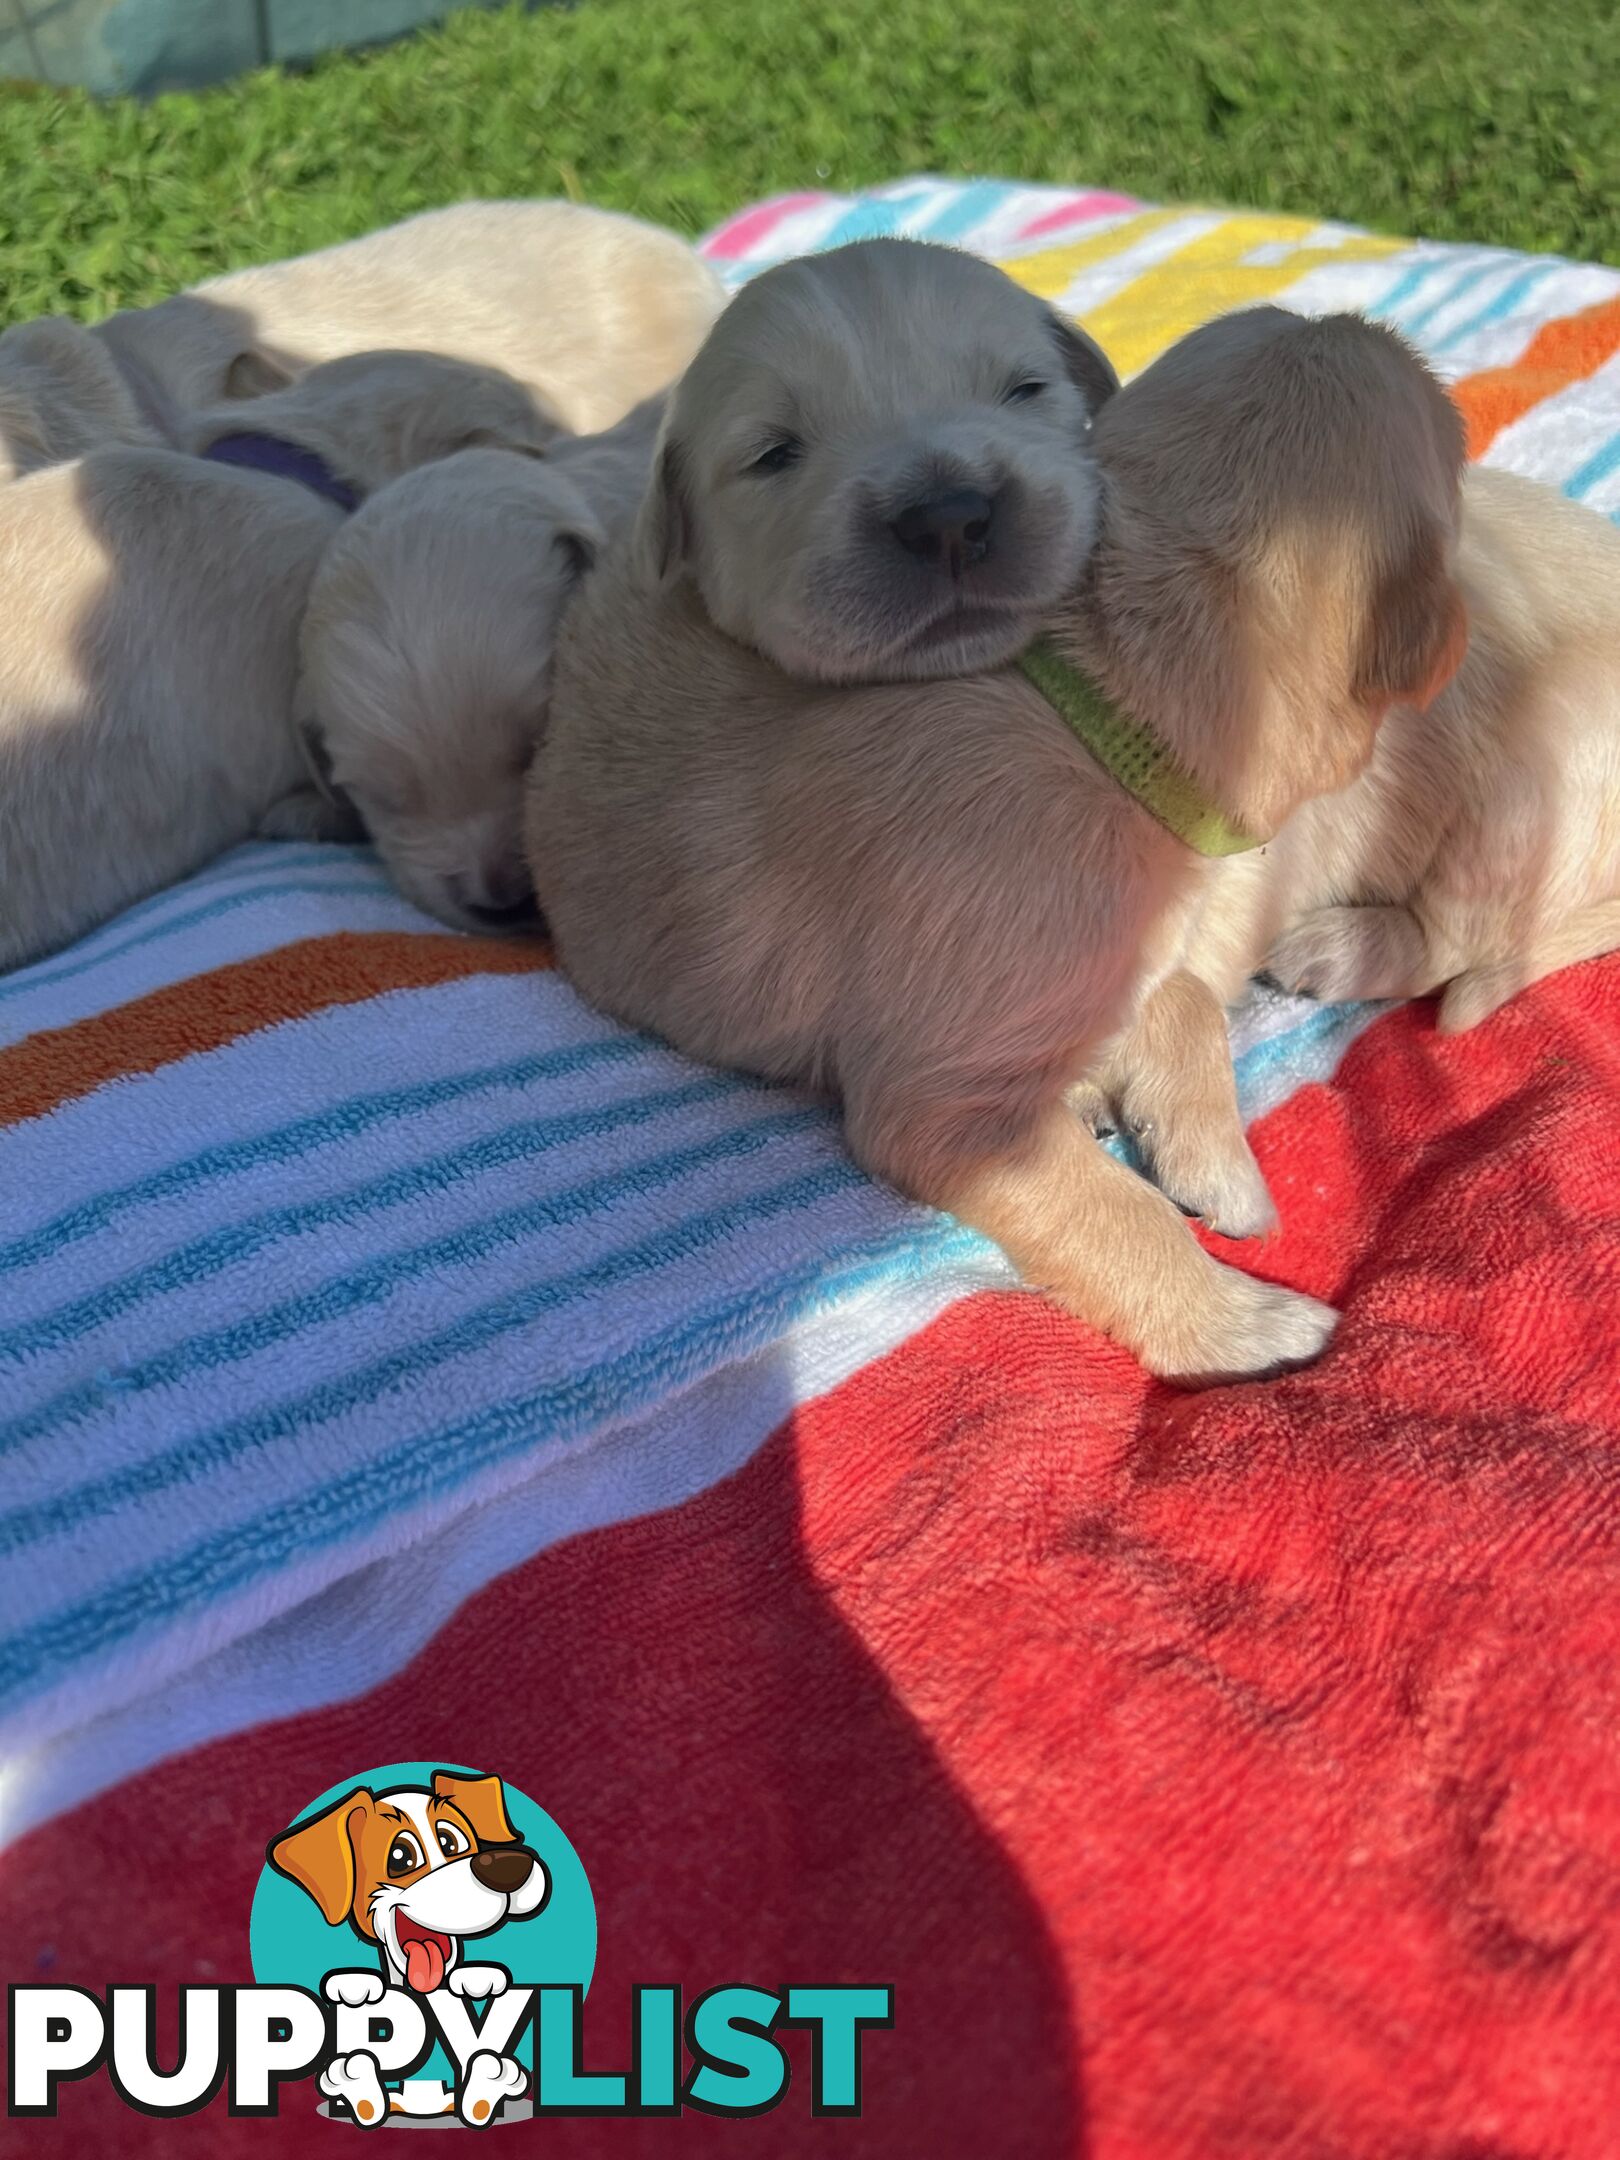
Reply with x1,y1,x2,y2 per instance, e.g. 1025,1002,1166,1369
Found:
528,304,1463,1383
94,198,726,446
0,349,556,971
1085,465,1620,1239
1259,464,1620,1029
299,401,659,932
637,237,1118,683
184,346,555,500
0,316,158,482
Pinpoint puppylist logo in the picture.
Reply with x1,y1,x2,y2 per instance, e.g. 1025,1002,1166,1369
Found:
7,1760,893,2129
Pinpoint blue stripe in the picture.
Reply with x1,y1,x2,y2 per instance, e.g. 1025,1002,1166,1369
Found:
814,197,916,250
0,846,373,1006
0,875,398,1006
1232,996,1378,1100
0,1218,983,1713
1399,260,1500,342
1564,432,1620,503
1433,261,1555,351
0,845,378,993
916,180,1004,244
0,1030,654,1278
0,1107,834,1520
1367,256,1452,326
0,1073,776,1370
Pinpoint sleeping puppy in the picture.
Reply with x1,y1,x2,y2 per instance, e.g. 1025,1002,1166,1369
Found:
527,302,1464,1383
637,237,1119,683
0,316,158,481
183,346,554,500
93,198,726,448
0,349,556,971
298,400,660,933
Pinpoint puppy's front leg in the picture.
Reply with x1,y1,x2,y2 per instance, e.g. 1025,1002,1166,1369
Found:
1090,971,1276,1239
849,1079,1333,1384
1266,901,1440,1003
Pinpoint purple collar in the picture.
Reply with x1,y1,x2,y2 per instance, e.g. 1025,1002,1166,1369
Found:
201,432,359,513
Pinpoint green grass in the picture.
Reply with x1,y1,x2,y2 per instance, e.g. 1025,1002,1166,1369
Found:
1,0,1616,322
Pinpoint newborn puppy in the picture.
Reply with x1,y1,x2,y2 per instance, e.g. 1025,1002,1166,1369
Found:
639,237,1117,683
94,199,726,446
298,402,658,933
1,316,157,481
185,347,554,501
0,350,556,971
1256,463,1620,1030
529,307,1462,1383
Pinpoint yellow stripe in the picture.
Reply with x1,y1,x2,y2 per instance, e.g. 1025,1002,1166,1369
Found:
1000,211,1404,377
997,207,1193,301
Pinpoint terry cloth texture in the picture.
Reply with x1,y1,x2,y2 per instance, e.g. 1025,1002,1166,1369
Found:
2,187,1619,2156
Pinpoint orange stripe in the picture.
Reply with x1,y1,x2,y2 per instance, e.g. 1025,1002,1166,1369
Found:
1451,293,1620,460
0,930,552,1128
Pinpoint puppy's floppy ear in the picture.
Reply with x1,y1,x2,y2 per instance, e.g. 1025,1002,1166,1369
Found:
432,1769,519,1846
1355,527,1469,711
634,431,694,585
224,347,296,400
1046,310,1119,417
268,1788,374,1924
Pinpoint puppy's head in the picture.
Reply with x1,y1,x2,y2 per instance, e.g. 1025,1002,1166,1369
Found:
192,348,562,499
269,1770,549,1993
639,238,1117,683
0,315,156,478
301,448,602,931
1086,305,1467,836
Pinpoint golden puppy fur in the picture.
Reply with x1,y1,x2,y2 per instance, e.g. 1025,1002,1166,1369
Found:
299,400,660,933
1086,469,1619,1240
528,300,1464,1382
0,316,158,482
93,199,726,447
0,350,559,972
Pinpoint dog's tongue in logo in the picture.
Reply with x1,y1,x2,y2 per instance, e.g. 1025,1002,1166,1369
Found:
396,1915,452,1993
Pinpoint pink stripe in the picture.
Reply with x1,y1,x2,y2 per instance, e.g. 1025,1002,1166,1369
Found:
702,192,831,260
1015,190,1141,239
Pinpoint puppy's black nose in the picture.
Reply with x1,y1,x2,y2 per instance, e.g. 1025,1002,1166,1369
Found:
891,489,994,573
471,1846,536,1894
466,894,542,932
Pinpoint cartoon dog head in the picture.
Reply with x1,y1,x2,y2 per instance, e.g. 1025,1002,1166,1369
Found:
269,1769,550,1993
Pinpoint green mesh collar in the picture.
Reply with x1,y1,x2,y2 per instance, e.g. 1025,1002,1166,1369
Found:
1015,636,1260,859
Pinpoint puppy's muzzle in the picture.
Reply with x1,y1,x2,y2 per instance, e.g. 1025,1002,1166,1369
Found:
891,488,995,578
470,1845,539,1895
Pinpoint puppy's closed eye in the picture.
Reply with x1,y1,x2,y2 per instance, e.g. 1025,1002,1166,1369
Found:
557,529,597,577
749,437,803,476
1002,379,1048,405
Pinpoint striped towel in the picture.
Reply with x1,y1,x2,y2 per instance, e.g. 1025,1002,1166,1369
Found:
5,177,1620,1849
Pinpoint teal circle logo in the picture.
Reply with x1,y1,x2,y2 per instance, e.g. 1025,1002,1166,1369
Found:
250,1762,594,2103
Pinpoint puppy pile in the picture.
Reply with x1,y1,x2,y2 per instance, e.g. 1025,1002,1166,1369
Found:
4,212,1616,1386
0,201,721,960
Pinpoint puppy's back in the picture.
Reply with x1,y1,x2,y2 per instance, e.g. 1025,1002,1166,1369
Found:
0,448,337,969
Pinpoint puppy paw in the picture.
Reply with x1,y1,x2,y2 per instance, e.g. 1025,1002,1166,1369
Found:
1148,1265,1337,1386
1265,912,1374,1003
323,1970,386,2009
1140,1130,1278,1241
447,1964,507,2000
459,2050,525,2127
1065,1078,1117,1140
1436,965,1510,1034
320,2050,388,2128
